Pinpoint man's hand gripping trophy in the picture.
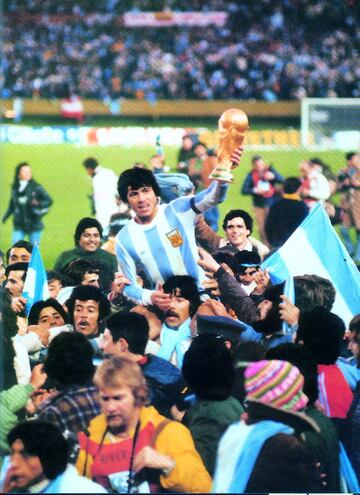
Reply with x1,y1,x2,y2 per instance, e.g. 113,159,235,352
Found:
209,108,249,182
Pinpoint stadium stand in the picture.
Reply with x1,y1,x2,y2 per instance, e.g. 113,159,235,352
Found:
2,1,359,101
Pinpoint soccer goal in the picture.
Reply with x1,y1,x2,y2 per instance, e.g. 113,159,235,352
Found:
300,98,360,149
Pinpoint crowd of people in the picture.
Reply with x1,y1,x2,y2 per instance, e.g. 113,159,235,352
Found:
1,139,360,493
2,0,359,100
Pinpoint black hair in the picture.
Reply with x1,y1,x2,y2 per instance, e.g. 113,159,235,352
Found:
46,270,64,283
296,307,345,364
65,285,111,324
251,155,262,164
309,157,324,166
117,168,161,203
28,298,69,326
44,332,95,388
74,217,103,246
266,343,319,406
294,275,335,312
63,258,99,286
6,240,33,264
5,262,29,280
12,162,31,189
252,283,285,335
346,152,358,161
349,314,360,334
163,275,201,317
8,421,68,480
108,212,131,236
222,209,253,233
182,334,234,400
213,251,239,275
105,311,149,355
283,177,302,194
234,250,261,274
83,157,98,169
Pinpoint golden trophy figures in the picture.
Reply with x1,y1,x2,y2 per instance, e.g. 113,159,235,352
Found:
209,108,249,183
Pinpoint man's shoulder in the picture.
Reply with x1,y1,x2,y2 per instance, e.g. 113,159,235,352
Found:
57,247,77,258
55,248,78,266
141,405,187,436
143,354,183,379
39,385,98,413
95,247,117,261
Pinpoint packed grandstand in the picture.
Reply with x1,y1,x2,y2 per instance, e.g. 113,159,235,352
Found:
2,0,359,101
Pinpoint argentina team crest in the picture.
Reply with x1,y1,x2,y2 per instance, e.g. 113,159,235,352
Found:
166,228,183,247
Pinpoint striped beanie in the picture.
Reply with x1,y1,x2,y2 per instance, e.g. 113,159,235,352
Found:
245,360,308,412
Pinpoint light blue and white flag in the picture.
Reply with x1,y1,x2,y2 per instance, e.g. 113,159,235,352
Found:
22,244,49,315
261,203,360,327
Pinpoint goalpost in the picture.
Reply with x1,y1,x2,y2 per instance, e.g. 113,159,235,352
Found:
300,98,360,149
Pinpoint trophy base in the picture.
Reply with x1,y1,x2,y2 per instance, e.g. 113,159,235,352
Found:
208,167,234,183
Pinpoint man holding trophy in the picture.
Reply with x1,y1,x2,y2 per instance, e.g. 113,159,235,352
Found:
116,109,249,312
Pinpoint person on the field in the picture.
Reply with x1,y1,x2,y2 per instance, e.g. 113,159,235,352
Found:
2,162,52,246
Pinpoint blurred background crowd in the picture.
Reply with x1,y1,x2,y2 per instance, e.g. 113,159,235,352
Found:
2,0,359,101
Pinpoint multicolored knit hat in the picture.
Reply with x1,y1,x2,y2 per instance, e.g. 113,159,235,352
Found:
244,360,308,412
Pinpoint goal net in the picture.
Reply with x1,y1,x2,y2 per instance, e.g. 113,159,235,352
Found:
301,98,360,149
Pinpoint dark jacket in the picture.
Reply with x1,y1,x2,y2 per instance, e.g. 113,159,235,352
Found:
347,381,360,481
304,405,341,492
265,197,309,248
244,401,323,493
141,354,185,418
54,247,118,292
183,396,244,476
3,180,52,232
241,166,284,208
215,266,259,325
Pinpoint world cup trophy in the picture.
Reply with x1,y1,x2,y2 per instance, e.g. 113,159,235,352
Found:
209,108,249,182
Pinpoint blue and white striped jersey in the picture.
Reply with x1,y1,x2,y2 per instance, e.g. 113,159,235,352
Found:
116,181,228,304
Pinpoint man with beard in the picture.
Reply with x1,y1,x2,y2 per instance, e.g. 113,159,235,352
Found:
76,357,211,493
157,275,201,369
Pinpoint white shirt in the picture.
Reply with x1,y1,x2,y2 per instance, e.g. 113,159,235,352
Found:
92,166,118,228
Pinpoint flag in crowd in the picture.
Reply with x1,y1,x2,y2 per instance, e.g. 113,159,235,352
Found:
262,203,360,327
22,244,49,316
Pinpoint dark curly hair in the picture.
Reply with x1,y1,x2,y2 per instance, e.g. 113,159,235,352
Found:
222,209,253,233
163,275,201,317
118,168,161,203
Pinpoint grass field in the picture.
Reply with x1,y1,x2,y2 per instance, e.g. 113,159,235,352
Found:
0,141,346,269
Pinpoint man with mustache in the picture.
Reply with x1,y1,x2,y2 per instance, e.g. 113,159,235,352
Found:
157,275,201,369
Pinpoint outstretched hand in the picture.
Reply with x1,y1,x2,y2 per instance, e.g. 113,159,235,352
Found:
150,283,171,312
197,246,220,273
279,295,299,327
